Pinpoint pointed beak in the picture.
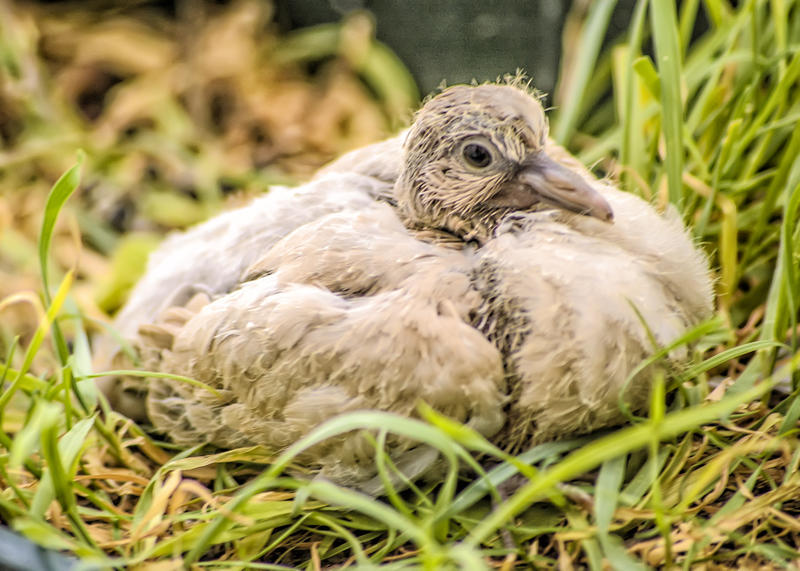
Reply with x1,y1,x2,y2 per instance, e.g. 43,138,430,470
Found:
513,154,614,222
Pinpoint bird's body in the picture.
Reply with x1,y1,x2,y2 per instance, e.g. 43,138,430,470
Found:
472,187,711,450
98,82,713,491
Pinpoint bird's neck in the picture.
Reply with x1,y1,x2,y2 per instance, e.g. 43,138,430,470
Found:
394,181,516,247
396,206,494,248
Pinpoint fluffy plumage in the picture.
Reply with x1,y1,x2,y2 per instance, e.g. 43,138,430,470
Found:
97,82,713,491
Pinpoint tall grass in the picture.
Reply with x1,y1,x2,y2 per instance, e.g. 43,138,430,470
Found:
0,0,799,568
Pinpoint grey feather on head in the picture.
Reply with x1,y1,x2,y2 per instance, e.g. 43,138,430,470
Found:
395,82,613,245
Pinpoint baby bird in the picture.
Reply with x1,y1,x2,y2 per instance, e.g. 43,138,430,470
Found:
98,82,713,490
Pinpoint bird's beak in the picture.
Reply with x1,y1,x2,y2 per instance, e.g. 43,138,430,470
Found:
493,154,614,222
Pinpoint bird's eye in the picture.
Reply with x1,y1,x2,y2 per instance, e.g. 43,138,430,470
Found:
462,143,492,168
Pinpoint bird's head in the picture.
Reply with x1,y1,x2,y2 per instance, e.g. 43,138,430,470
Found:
396,83,613,243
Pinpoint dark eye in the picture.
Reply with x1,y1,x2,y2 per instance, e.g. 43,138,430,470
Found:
462,143,492,168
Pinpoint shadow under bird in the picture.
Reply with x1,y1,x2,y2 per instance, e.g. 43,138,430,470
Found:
96,81,713,493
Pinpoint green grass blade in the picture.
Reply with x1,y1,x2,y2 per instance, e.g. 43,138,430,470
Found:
779,175,800,354
39,416,98,549
30,416,95,517
38,150,84,303
593,454,647,568
0,270,73,412
86,369,222,398
552,0,617,144
183,412,471,565
650,0,686,208
465,376,780,546
595,455,626,534
8,399,58,470
681,340,783,379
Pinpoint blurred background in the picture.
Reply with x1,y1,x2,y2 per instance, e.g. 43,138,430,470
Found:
278,0,569,96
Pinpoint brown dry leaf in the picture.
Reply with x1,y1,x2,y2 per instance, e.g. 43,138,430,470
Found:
130,469,183,543
190,0,272,79
74,470,151,487
128,560,184,571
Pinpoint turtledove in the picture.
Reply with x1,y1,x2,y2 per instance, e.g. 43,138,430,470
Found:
96,82,713,491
